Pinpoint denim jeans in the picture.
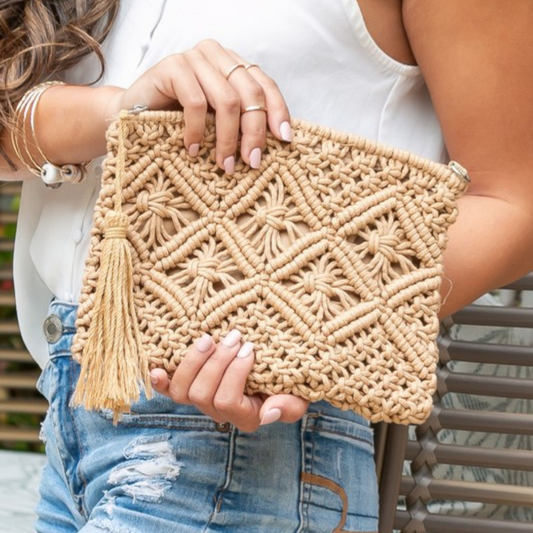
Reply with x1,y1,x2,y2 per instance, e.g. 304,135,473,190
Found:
35,300,379,533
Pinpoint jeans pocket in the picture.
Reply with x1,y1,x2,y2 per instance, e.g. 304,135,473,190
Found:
300,412,378,533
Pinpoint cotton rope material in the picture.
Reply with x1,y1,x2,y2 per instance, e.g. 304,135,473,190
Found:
72,110,469,424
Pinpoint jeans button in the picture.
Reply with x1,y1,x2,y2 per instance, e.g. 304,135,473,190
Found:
215,422,232,433
43,314,64,343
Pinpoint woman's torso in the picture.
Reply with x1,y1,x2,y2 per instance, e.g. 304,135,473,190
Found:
14,0,447,367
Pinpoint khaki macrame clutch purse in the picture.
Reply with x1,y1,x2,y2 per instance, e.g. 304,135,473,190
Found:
72,109,469,425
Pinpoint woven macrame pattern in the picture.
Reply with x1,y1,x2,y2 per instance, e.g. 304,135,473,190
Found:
73,111,468,424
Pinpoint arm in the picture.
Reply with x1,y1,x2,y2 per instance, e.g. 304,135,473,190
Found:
403,0,533,317
0,85,121,178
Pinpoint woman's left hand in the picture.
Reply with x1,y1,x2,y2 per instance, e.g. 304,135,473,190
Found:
149,330,309,433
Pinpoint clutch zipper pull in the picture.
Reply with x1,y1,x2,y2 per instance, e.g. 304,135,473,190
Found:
128,104,149,115
448,160,471,183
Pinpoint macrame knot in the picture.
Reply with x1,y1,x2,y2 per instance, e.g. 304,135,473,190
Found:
136,191,150,213
256,205,289,229
368,232,381,255
303,273,335,295
188,258,220,282
255,207,269,226
303,273,317,293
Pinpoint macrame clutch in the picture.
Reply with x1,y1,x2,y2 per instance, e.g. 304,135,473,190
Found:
72,109,469,424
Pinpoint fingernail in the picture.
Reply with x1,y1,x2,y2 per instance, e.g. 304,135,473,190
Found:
260,408,281,426
149,371,159,386
222,329,241,347
224,156,235,175
236,341,254,358
280,121,293,142
196,333,212,353
188,143,200,157
249,147,261,169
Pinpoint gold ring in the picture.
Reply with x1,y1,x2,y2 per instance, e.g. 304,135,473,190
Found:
241,105,268,114
224,63,246,80
245,63,260,71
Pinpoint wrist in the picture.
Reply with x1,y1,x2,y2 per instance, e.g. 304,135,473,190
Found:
35,84,126,165
98,85,127,127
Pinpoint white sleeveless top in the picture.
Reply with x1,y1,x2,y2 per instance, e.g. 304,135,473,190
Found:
12,0,447,368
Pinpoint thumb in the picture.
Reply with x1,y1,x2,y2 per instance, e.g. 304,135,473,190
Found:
149,368,170,396
259,394,309,426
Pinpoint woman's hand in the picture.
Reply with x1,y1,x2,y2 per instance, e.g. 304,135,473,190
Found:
3,39,292,176
107,39,292,174
149,330,309,433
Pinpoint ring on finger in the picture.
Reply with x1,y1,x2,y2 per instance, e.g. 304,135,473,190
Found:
241,105,268,114
245,63,260,71
224,63,246,80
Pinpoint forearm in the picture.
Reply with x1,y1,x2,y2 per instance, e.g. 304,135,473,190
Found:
0,84,124,178
439,193,533,318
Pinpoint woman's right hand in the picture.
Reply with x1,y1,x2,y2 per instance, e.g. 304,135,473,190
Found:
107,39,293,174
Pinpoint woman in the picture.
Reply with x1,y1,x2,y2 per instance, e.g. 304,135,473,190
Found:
1,1,533,532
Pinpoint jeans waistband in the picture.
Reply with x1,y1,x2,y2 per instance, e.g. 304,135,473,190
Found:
44,300,78,359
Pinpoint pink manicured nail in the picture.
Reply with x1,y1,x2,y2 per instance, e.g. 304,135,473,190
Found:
196,334,212,353
149,371,159,386
260,408,281,426
222,329,241,348
236,342,254,359
280,121,293,142
189,143,200,157
224,156,235,175
249,147,261,169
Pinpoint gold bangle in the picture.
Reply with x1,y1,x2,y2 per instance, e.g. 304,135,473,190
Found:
29,81,66,164
21,88,44,172
10,81,89,187
11,89,40,176
11,82,65,176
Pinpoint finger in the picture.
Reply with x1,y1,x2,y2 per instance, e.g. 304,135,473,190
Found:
259,395,310,426
168,56,208,154
131,54,208,154
223,63,267,168
187,329,243,421
149,368,171,396
212,342,263,432
185,46,241,173
196,42,268,169
218,54,267,168
228,51,293,145
168,333,215,405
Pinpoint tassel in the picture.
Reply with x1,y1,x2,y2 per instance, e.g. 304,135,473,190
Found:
73,210,152,423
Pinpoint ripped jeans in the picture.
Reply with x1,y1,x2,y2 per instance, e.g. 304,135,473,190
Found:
35,301,379,533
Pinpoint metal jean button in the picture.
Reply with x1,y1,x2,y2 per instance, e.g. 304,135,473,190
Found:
43,314,64,343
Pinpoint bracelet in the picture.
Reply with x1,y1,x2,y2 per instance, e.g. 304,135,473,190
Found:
11,81,90,188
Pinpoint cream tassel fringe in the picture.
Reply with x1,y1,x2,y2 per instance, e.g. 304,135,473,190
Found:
73,113,151,422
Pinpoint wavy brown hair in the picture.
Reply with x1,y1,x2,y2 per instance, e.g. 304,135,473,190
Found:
0,0,120,134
